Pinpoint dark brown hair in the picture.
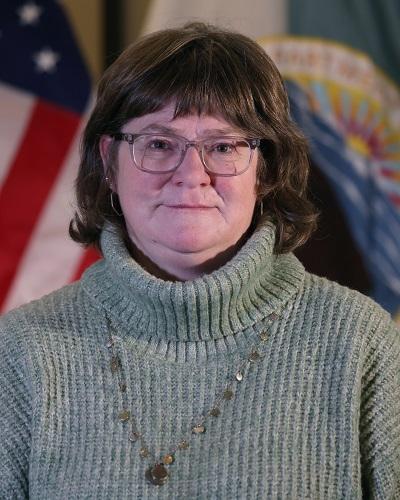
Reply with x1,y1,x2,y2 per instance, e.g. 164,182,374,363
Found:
70,22,317,253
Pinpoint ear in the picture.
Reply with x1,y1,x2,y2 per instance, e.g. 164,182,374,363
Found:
99,135,115,189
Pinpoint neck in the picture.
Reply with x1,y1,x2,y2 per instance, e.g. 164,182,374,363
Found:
125,233,251,281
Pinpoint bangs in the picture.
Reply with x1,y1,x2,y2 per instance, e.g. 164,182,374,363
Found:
122,38,263,134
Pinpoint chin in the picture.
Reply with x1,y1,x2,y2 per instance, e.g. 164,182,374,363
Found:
166,233,242,263
167,240,220,256
163,230,224,254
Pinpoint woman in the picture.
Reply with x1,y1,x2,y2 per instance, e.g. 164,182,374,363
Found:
1,23,399,499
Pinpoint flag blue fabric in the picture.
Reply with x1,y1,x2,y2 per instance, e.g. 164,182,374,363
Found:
287,79,400,313
275,1,400,315
0,0,90,113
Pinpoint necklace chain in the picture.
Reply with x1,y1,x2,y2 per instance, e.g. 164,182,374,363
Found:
106,311,279,486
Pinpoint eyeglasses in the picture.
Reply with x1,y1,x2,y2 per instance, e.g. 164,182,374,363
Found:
111,132,260,176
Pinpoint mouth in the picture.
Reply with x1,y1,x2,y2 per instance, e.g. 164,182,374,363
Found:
163,204,214,210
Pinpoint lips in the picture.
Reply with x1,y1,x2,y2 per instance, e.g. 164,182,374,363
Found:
164,204,213,209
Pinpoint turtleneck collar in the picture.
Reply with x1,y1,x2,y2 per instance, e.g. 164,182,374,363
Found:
81,223,305,342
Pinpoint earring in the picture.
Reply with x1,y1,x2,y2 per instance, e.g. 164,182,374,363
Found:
259,200,264,217
110,191,123,216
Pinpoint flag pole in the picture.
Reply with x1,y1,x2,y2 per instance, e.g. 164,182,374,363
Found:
104,0,124,69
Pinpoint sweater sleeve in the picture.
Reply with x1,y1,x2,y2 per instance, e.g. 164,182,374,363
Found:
0,318,31,500
360,317,400,499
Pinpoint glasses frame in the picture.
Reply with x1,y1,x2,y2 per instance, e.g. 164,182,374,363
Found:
111,132,260,177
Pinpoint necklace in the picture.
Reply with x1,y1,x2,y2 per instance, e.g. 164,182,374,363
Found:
106,311,279,486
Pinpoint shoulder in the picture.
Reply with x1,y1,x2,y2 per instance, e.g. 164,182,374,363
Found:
0,279,103,397
1,281,82,328
302,271,392,322
298,271,399,352
0,281,86,361
282,271,400,411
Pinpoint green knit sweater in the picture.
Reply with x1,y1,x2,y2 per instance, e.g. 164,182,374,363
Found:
1,223,399,499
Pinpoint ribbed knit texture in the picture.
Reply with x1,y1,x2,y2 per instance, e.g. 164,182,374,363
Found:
1,223,399,499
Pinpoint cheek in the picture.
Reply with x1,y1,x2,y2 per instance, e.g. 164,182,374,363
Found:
115,162,163,206
217,175,257,210
238,187,257,222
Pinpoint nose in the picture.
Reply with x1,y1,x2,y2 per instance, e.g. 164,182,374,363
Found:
171,143,211,187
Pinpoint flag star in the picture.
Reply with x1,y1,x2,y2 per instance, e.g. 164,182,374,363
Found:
18,2,43,25
33,48,60,73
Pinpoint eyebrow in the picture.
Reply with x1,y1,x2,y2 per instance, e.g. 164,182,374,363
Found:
138,124,242,136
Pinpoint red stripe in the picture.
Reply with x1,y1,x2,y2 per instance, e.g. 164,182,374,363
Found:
70,247,101,282
381,167,400,181
0,100,81,309
389,192,400,207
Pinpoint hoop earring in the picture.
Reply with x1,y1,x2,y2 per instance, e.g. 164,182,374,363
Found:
110,191,123,216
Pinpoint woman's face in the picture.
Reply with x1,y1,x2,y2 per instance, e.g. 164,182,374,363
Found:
101,103,258,280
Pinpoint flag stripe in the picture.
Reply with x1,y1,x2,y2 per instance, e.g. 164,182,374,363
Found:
0,84,35,186
0,99,81,309
1,115,88,311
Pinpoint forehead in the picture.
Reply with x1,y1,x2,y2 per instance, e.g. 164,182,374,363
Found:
122,102,244,136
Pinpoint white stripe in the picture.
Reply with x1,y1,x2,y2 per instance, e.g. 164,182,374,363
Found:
374,229,400,266
377,175,400,196
0,83,35,187
374,199,400,237
2,116,88,312
373,258,400,294
343,148,369,179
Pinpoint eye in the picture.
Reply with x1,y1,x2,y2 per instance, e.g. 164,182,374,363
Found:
148,139,172,150
215,142,234,153
207,139,238,154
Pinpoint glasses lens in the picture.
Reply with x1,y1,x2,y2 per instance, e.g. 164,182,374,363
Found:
133,135,182,172
202,138,251,175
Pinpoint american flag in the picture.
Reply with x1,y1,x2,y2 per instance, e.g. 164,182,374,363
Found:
0,1,98,313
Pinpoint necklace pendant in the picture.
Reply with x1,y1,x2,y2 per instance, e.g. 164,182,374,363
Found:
146,463,169,486
162,454,174,464
192,424,206,434
223,389,234,400
249,350,261,362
